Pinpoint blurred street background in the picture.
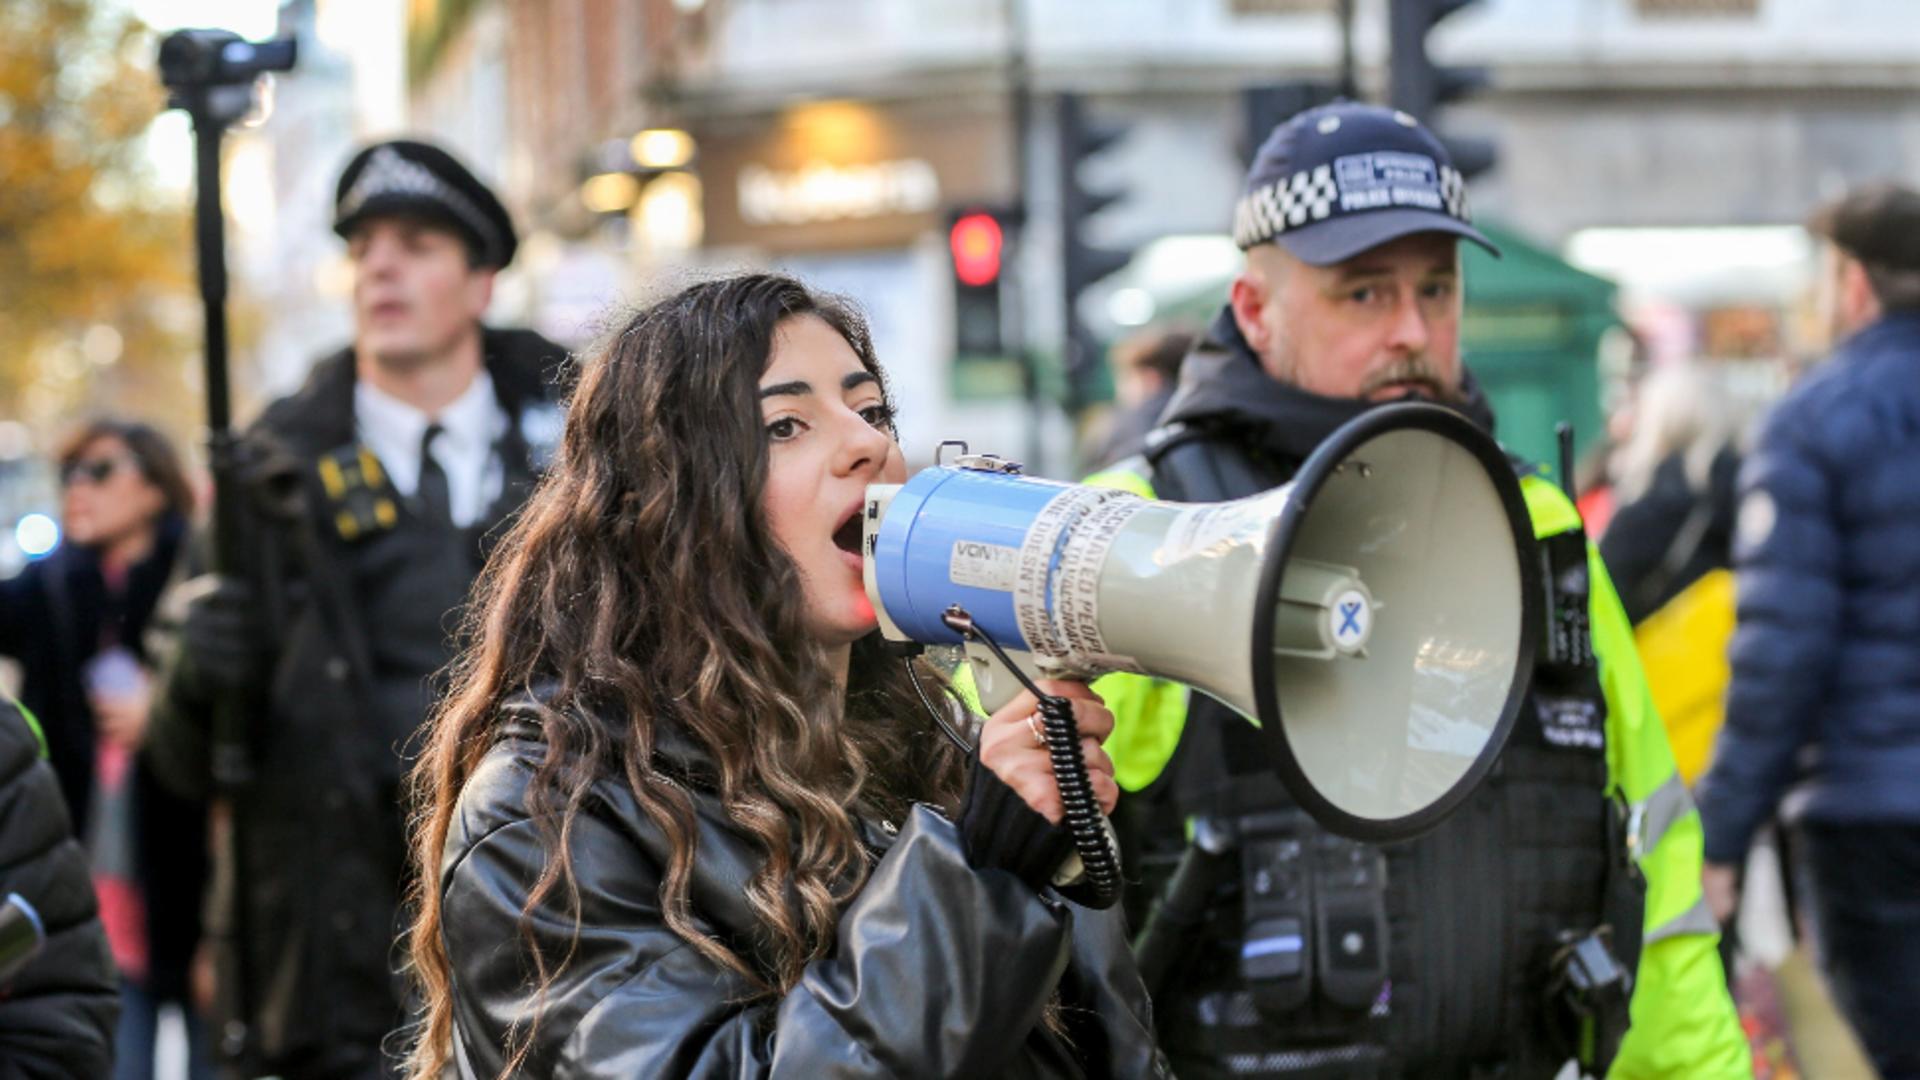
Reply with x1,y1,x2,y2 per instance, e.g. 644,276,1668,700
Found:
4,1,1916,1077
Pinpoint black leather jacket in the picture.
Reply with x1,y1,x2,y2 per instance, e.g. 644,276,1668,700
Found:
437,707,1172,1079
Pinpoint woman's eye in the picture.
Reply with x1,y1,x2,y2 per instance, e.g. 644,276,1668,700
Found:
859,403,896,431
766,417,803,441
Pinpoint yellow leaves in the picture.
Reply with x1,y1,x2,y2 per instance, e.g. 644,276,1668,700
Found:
0,0,193,434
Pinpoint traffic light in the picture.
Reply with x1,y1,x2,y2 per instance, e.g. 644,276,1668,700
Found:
949,208,1008,357
1057,93,1134,411
1388,0,1497,179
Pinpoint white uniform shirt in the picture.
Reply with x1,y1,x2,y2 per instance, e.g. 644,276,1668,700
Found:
353,369,508,528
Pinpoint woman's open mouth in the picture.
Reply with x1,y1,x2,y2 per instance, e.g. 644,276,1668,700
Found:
832,508,864,564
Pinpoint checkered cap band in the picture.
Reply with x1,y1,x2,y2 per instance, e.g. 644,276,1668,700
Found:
1233,160,1472,250
337,147,506,263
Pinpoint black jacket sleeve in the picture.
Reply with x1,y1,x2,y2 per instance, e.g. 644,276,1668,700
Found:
143,593,216,802
442,801,1086,1079
0,705,118,1079
0,568,34,660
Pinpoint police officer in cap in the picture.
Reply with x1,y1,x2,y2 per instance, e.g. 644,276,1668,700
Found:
148,139,569,1079
1088,103,1750,1078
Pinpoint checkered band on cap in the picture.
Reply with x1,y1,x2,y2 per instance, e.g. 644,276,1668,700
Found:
1439,164,1470,220
1233,161,1472,250
338,147,506,262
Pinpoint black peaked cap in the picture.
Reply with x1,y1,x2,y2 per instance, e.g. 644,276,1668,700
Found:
333,139,517,269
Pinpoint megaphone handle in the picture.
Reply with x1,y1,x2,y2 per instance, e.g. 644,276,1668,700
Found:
938,606,1123,910
1032,692,1123,908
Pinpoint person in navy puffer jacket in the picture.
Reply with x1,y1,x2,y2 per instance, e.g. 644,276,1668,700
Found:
1696,182,1920,1080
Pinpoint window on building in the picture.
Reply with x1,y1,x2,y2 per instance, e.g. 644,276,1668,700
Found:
1634,0,1759,16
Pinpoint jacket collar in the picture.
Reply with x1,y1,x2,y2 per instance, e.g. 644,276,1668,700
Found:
1153,305,1497,465
1839,308,1920,359
254,326,567,459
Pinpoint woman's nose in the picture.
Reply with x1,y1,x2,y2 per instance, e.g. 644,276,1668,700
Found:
835,413,892,477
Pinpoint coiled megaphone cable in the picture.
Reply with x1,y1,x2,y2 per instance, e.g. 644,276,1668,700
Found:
938,605,1122,910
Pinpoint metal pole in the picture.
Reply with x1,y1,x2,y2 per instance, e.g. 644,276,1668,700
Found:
189,104,252,790
1338,0,1358,100
1003,0,1043,470
188,94,259,1066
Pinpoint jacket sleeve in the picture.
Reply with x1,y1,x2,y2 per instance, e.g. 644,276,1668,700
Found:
0,706,119,1080
443,802,1082,1079
144,619,216,802
142,558,231,802
1694,403,1839,865
0,568,34,660
1585,549,1750,1080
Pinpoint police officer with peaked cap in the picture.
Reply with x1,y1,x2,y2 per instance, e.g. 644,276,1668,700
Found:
146,138,569,1079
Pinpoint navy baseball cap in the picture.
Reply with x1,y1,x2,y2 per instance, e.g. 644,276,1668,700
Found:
1233,102,1498,265
333,139,518,269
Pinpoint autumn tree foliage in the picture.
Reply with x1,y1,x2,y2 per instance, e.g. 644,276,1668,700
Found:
0,0,194,438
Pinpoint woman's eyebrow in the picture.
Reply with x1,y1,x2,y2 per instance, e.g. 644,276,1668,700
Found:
760,372,877,399
759,380,811,399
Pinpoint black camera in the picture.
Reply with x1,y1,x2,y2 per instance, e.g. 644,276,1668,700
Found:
158,29,297,91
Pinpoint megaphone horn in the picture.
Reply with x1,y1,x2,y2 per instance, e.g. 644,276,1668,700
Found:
863,402,1542,844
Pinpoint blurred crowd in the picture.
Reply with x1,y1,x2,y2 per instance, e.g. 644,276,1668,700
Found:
3,107,1919,1080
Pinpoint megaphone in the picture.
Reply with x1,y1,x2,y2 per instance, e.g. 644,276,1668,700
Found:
862,402,1541,845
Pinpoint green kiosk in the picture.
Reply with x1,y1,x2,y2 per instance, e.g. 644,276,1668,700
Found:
1459,221,1620,476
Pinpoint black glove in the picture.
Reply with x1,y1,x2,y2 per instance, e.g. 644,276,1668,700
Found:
178,574,262,694
958,750,1075,891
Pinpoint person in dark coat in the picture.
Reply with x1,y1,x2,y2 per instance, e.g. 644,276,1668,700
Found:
0,698,120,1077
1596,362,1745,625
1085,327,1194,471
1697,183,1920,1080
0,419,212,1079
402,275,1169,1079
147,139,569,1079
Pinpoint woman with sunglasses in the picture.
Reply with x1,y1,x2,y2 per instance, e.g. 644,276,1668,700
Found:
0,419,214,1080
404,274,1168,1079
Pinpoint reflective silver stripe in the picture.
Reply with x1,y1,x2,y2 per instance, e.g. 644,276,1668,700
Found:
1645,896,1720,946
1632,770,1696,863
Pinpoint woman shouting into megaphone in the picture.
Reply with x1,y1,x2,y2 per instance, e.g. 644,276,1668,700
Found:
402,274,1164,1079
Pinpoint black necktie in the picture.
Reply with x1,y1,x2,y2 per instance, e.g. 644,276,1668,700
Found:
417,423,452,526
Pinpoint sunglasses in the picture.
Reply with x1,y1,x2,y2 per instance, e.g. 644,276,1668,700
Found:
61,457,130,487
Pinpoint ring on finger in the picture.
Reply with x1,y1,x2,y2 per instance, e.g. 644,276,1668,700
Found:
1025,712,1047,748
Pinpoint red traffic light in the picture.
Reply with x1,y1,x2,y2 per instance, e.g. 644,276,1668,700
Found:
949,212,1004,288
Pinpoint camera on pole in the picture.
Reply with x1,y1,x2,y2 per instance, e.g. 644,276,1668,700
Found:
156,33,294,1060
1387,0,1497,179
1057,93,1134,414
158,27,297,467
160,30,296,100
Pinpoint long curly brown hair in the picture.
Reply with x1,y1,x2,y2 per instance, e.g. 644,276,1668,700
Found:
402,274,969,1079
